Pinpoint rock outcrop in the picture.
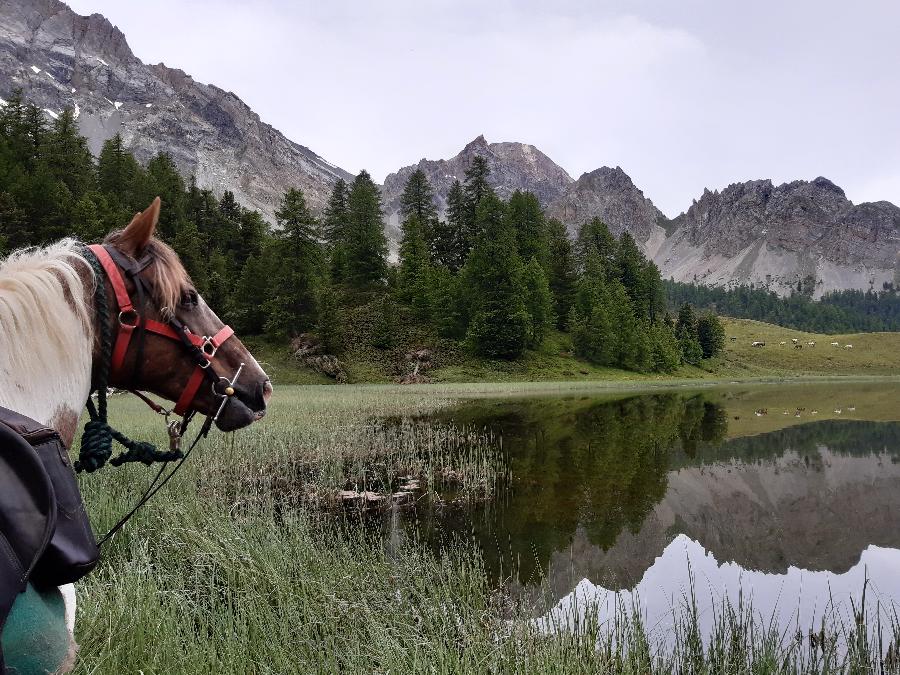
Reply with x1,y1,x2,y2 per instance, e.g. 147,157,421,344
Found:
381,135,573,243
0,0,352,221
654,178,900,297
546,166,669,257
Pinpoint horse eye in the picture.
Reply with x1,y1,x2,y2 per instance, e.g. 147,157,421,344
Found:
181,290,198,308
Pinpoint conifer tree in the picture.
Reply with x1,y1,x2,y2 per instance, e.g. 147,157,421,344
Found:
428,265,467,338
570,251,617,366
506,190,548,268
44,109,93,199
228,250,271,334
462,156,493,248
676,303,703,365
649,323,682,372
397,213,432,318
238,210,268,263
546,217,578,329
323,179,350,243
315,278,344,354
345,170,387,286
616,231,651,318
97,134,144,216
432,179,468,272
264,188,324,337
399,169,437,225
696,311,726,359
522,257,554,348
146,153,188,239
577,217,618,273
461,193,529,359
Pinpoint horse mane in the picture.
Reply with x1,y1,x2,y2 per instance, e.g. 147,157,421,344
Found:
102,233,192,319
0,239,95,371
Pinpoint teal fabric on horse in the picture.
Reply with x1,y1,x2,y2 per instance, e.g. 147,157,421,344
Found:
1,583,69,675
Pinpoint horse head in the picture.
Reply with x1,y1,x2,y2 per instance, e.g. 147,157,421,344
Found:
93,197,272,431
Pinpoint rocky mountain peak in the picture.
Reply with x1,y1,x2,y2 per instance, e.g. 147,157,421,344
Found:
655,176,900,297
380,135,574,245
0,0,352,220
546,165,667,254
462,134,490,153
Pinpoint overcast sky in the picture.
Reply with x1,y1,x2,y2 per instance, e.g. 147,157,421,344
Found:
66,0,900,217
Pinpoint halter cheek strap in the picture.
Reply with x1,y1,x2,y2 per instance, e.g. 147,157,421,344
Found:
87,244,236,417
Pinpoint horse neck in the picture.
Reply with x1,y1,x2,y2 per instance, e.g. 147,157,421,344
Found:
0,265,94,448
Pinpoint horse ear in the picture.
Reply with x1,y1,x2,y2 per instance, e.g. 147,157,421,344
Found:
118,197,161,257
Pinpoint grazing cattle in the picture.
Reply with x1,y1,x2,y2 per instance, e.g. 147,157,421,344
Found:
791,338,799,344
730,336,737,342
751,341,766,347
834,408,842,414
807,341,816,347
754,408,768,416
794,344,802,350
844,344,853,349
811,410,818,414
847,406,856,412
780,341,786,346
831,341,839,347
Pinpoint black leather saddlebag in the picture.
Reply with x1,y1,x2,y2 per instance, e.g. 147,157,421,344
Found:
0,406,99,670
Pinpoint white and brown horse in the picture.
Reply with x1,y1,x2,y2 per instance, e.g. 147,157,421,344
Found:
0,198,271,671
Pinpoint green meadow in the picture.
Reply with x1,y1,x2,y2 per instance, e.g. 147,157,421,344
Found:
73,382,900,674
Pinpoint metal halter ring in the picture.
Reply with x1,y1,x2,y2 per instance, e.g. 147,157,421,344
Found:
200,336,218,363
118,309,139,327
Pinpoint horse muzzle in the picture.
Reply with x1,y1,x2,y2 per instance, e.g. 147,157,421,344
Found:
213,379,270,432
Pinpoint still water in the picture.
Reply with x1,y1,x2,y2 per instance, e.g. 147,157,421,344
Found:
394,382,900,640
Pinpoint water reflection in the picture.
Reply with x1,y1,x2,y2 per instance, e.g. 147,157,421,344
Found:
402,387,900,625
539,534,900,648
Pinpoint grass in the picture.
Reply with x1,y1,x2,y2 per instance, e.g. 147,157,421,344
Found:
715,318,900,377
72,384,900,673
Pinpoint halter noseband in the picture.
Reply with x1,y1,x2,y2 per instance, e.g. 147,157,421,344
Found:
87,244,236,417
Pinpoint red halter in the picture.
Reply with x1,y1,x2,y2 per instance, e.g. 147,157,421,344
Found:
88,244,235,416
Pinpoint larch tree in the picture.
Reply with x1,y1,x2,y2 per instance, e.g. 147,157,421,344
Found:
264,187,325,337
505,190,548,269
432,179,468,272
546,217,578,329
462,193,529,359
345,170,387,286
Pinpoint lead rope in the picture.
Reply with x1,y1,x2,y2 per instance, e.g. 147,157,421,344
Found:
96,415,212,547
75,247,185,473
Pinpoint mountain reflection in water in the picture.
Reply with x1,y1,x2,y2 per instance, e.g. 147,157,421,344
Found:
400,387,900,627
538,534,900,647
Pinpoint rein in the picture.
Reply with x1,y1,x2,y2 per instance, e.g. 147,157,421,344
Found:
76,244,243,544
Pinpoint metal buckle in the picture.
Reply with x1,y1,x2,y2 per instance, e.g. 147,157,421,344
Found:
200,336,218,360
118,309,139,327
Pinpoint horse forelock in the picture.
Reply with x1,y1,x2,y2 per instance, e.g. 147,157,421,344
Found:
103,234,191,319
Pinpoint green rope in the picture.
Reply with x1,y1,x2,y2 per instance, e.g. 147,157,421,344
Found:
74,246,184,473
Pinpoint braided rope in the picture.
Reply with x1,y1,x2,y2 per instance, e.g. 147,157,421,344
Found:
75,246,184,473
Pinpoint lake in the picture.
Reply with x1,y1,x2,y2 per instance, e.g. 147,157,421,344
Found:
387,382,900,645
